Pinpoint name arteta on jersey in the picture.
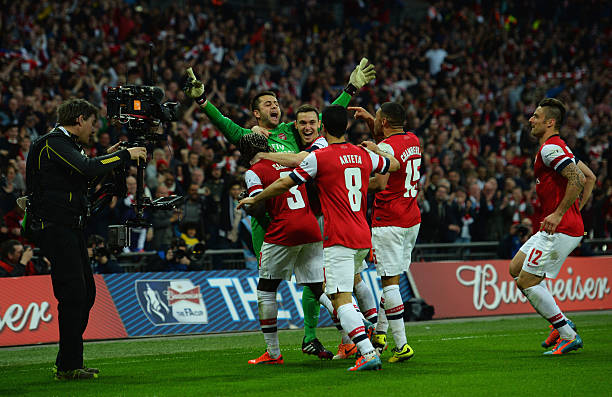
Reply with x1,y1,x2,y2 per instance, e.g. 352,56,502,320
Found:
339,154,363,165
400,146,421,162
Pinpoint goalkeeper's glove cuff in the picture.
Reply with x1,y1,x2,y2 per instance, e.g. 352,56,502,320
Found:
344,83,359,96
194,94,207,106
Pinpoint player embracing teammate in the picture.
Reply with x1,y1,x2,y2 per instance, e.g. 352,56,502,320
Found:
350,103,421,363
239,105,400,370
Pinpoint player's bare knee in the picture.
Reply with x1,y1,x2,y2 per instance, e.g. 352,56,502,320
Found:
381,275,400,288
515,272,542,290
353,273,362,286
509,251,525,279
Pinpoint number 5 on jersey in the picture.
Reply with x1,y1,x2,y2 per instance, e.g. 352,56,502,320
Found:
280,171,305,209
405,158,421,197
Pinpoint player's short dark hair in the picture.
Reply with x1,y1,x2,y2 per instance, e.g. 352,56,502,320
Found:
239,133,271,163
538,98,566,131
322,105,347,138
295,104,319,119
250,91,277,112
57,98,98,126
380,102,406,128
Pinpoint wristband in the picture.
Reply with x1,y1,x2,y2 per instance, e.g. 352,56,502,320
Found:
343,83,358,96
195,94,207,106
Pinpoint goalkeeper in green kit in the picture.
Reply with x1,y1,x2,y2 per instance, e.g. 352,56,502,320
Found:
183,58,375,359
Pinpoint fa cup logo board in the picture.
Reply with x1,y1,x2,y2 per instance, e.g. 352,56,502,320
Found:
135,279,208,325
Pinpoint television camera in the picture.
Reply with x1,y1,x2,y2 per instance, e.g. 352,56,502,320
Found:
93,85,184,250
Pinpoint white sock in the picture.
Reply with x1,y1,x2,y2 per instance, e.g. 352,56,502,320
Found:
318,293,334,316
376,296,388,334
354,280,378,325
383,285,406,348
332,310,352,344
522,281,576,340
351,296,366,322
257,290,280,358
337,303,375,356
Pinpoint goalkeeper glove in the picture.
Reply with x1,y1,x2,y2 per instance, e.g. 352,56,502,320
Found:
183,67,207,105
344,57,376,96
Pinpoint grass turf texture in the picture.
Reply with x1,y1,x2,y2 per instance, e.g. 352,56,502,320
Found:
1,312,610,397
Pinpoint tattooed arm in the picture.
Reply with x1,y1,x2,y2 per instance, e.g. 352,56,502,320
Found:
577,160,596,210
540,161,585,234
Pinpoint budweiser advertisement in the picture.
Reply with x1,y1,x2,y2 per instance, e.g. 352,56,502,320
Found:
410,257,612,319
0,275,127,347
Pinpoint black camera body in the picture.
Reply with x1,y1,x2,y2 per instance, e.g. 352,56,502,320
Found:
107,85,179,138
517,224,531,237
104,85,184,250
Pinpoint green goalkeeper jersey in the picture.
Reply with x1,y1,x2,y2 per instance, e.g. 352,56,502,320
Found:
201,91,352,256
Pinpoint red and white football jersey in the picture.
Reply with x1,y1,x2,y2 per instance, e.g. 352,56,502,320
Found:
304,136,328,152
372,132,422,228
245,159,322,246
534,135,584,237
290,143,390,249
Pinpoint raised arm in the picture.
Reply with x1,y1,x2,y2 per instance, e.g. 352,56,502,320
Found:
325,58,376,115
183,68,251,144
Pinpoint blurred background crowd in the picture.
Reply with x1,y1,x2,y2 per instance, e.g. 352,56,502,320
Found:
0,0,609,275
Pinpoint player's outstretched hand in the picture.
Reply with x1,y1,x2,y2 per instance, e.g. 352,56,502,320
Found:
349,58,376,89
183,67,207,105
237,196,256,210
348,106,374,122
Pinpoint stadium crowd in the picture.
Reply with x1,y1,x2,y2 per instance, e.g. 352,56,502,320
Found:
0,0,609,276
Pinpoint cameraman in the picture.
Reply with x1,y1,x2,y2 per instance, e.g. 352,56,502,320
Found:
87,235,123,274
24,98,146,380
0,239,34,277
164,237,206,272
498,218,534,259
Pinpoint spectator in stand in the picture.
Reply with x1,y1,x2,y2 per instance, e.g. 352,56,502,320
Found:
150,185,180,252
0,0,607,261
421,184,459,243
0,239,34,277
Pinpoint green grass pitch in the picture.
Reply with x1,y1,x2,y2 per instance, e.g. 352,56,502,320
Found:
1,311,610,397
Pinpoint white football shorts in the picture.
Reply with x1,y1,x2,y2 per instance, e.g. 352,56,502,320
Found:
323,245,370,295
519,231,582,278
259,241,324,284
372,224,420,277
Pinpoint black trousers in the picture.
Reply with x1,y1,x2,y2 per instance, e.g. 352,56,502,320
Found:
40,224,95,371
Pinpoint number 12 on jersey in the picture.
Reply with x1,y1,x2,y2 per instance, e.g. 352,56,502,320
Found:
404,158,421,197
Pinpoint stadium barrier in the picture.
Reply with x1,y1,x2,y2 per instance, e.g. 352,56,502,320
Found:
409,256,612,318
0,269,412,347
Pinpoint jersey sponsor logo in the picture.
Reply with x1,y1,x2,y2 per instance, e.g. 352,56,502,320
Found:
135,279,208,325
339,154,363,165
278,133,287,140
